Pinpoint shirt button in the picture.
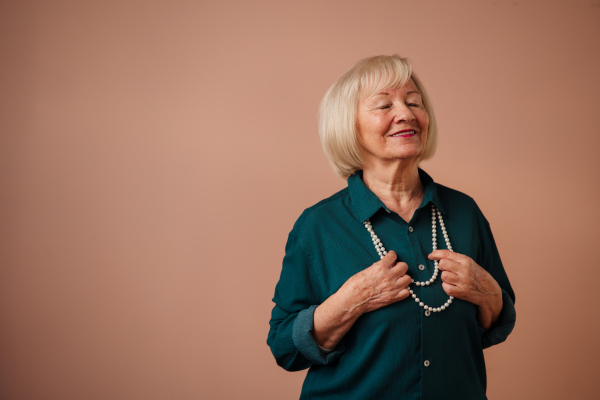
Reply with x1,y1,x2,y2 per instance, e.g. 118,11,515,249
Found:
424,360,430,367
408,226,414,232
418,264,425,270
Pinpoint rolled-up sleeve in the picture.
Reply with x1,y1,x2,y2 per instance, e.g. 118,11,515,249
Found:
293,305,345,363
480,288,516,348
267,233,344,371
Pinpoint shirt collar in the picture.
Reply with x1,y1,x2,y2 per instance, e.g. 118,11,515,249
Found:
347,168,445,223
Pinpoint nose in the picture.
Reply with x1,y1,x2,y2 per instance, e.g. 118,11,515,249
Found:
393,103,416,123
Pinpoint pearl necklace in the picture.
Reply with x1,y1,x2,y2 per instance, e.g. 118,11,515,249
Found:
363,204,454,316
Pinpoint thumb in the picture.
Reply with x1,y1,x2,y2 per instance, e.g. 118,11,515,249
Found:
380,250,398,269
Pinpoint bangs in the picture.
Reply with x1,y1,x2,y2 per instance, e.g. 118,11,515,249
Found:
358,56,413,97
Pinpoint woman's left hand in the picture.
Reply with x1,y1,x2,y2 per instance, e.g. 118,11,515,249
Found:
428,250,503,329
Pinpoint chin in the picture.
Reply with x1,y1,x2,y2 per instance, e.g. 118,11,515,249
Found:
389,147,423,160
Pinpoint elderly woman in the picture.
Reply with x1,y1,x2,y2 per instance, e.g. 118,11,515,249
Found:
267,55,516,399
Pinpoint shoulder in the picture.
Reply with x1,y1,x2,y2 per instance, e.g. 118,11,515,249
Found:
289,186,351,237
434,182,488,222
435,183,489,230
435,183,477,206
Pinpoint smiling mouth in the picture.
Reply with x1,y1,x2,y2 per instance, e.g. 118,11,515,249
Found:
390,130,417,138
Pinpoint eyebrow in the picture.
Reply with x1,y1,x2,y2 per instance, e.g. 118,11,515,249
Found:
372,90,421,97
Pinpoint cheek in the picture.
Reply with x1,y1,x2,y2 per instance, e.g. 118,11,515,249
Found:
418,111,429,130
371,116,393,134
356,123,368,146
359,119,385,141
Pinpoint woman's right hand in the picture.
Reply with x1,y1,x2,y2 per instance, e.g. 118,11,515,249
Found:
340,250,412,314
312,251,411,349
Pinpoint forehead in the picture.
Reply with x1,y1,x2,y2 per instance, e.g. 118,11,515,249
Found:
362,79,420,99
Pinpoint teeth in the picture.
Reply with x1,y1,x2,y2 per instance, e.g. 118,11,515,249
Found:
392,130,416,136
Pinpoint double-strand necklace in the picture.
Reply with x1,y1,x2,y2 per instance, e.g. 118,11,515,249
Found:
363,204,453,316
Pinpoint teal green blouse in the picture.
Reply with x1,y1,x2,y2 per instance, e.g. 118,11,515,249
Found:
268,170,516,400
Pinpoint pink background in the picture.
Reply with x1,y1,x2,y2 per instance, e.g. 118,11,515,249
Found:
1,0,599,399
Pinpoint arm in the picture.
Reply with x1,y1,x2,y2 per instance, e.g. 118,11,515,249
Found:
267,233,323,371
313,251,410,349
268,233,411,370
477,217,516,347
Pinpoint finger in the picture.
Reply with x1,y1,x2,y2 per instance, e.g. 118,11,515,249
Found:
379,250,398,269
394,273,412,288
428,249,470,263
437,258,463,273
442,281,461,297
440,270,461,285
395,288,410,301
390,261,409,275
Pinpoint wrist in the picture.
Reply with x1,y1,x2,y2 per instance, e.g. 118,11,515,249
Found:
330,286,363,321
337,278,369,319
477,291,503,329
313,289,362,350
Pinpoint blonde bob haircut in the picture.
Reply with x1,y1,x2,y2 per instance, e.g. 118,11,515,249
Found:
318,55,438,178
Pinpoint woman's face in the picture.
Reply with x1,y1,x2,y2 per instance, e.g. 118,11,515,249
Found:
357,79,429,166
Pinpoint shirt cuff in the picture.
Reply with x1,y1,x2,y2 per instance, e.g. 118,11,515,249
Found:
481,288,516,349
292,305,345,364
318,344,334,354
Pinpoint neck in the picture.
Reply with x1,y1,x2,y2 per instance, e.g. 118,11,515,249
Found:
361,161,423,222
